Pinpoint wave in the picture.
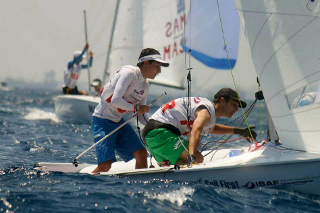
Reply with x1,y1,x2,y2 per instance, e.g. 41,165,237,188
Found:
23,108,60,123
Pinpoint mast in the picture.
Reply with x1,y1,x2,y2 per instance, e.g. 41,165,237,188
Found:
102,0,121,85
83,10,91,91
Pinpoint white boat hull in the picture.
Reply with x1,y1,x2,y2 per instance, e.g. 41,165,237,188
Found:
54,95,100,124
34,144,320,195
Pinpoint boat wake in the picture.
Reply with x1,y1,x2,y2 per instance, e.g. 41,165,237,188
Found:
23,108,60,123
143,186,195,206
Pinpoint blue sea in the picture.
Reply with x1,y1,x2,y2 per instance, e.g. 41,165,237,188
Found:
1,88,320,213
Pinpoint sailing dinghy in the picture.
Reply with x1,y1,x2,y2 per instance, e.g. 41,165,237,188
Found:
54,95,100,124
34,142,320,195
36,0,320,195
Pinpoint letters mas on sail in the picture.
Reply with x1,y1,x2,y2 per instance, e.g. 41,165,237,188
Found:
143,0,240,89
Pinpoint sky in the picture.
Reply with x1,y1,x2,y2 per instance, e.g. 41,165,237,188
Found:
0,0,117,89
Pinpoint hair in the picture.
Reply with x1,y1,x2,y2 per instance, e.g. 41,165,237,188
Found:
137,48,161,67
93,78,101,83
213,96,230,104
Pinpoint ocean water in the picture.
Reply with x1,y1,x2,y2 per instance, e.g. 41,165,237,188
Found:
1,88,320,213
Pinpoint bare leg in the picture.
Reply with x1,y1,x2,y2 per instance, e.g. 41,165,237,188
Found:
132,148,148,169
92,160,112,173
179,150,189,162
175,159,187,165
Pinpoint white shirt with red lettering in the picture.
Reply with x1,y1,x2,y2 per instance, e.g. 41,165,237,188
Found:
150,97,216,136
93,65,149,123
63,63,82,89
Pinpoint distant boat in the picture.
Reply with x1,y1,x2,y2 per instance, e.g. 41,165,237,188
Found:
54,95,100,124
53,1,121,124
0,81,14,91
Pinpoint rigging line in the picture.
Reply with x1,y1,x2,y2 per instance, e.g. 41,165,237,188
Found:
223,99,257,125
86,1,108,30
202,100,257,153
90,12,116,48
183,0,193,75
202,134,232,153
215,0,255,141
271,144,307,153
75,2,115,49
202,134,235,155
184,0,192,144
256,78,263,141
183,0,191,72
86,2,116,48
235,8,320,18
202,137,249,150
91,51,108,61
87,0,97,14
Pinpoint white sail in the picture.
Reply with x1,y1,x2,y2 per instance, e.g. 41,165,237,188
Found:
143,0,257,98
234,0,320,152
142,0,187,89
108,0,143,80
183,0,239,70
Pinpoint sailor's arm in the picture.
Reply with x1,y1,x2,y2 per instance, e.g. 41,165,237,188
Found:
208,124,234,134
136,95,150,124
209,124,257,141
81,51,94,69
189,109,211,163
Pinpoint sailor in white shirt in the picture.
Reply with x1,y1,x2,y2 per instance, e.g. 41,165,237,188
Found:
91,48,169,173
62,43,93,95
142,88,257,165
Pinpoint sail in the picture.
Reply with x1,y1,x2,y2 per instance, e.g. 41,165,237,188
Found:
107,0,258,98
234,0,320,152
142,0,257,97
142,0,187,89
183,0,239,69
108,0,143,80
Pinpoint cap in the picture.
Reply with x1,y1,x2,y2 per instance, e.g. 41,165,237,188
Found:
91,78,101,87
73,50,86,59
214,88,247,108
138,54,169,67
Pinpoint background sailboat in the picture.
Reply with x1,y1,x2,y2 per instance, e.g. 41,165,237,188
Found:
53,1,122,124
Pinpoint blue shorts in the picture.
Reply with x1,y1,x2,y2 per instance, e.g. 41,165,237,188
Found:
91,116,145,164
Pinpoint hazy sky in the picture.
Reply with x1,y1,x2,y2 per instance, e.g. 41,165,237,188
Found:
1,0,117,88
